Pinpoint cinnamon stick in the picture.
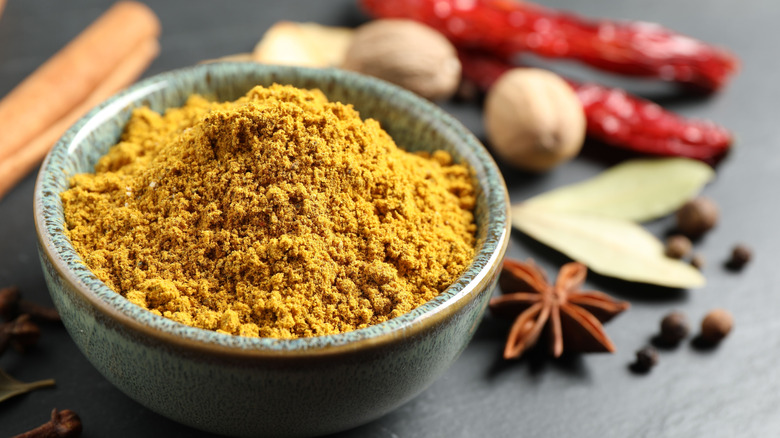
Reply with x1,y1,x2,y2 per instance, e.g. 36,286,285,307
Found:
0,1,161,165
0,38,160,200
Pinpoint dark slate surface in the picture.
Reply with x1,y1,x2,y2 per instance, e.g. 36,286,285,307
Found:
1,1,777,436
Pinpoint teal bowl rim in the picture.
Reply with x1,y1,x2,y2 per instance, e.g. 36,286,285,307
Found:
34,63,510,359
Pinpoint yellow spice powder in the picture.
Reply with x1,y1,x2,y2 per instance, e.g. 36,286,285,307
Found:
61,84,476,338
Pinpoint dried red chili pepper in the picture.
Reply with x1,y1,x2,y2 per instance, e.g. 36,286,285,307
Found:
361,0,738,92
458,50,732,161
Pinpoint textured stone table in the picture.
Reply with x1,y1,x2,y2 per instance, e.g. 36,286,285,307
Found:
1,1,777,436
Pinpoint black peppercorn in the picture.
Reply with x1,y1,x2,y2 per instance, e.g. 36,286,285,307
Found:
726,244,752,270
633,346,658,372
0,314,41,355
660,311,689,345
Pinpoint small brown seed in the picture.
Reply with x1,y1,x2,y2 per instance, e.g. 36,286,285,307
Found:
633,346,658,372
676,197,718,237
660,311,689,345
701,309,733,344
726,244,752,270
690,253,706,270
665,235,692,259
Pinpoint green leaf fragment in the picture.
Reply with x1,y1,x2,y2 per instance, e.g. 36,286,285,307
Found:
512,204,705,288
523,158,714,222
0,368,55,403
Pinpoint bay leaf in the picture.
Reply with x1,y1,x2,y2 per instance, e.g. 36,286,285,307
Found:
523,158,714,222
512,204,705,288
0,368,55,403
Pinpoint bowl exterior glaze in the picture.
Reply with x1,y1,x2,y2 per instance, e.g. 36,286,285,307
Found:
35,63,509,438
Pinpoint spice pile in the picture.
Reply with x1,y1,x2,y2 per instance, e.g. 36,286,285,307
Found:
61,84,477,338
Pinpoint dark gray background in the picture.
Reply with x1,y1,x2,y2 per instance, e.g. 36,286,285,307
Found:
1,0,778,436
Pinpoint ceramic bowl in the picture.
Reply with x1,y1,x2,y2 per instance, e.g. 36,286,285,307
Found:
34,63,510,438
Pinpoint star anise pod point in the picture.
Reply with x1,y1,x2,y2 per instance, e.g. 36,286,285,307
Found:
489,258,629,360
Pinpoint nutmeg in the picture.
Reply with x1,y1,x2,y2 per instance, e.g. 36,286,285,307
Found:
484,68,586,172
341,19,461,100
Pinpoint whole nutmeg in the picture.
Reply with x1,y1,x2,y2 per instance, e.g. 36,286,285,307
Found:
342,19,461,100
676,197,719,237
484,68,586,172
700,308,733,344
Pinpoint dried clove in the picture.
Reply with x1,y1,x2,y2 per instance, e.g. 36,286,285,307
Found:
0,286,20,320
0,314,41,355
18,301,61,323
12,408,82,438
0,286,60,323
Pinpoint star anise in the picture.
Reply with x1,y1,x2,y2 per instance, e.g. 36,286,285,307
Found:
489,258,629,359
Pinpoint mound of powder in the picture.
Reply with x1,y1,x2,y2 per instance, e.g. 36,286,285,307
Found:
62,84,476,338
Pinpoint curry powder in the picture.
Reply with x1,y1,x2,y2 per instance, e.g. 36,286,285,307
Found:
61,84,476,338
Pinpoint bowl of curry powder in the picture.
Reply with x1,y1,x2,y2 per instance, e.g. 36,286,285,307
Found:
34,63,510,437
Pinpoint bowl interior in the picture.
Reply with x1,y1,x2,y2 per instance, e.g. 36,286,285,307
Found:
35,63,509,354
